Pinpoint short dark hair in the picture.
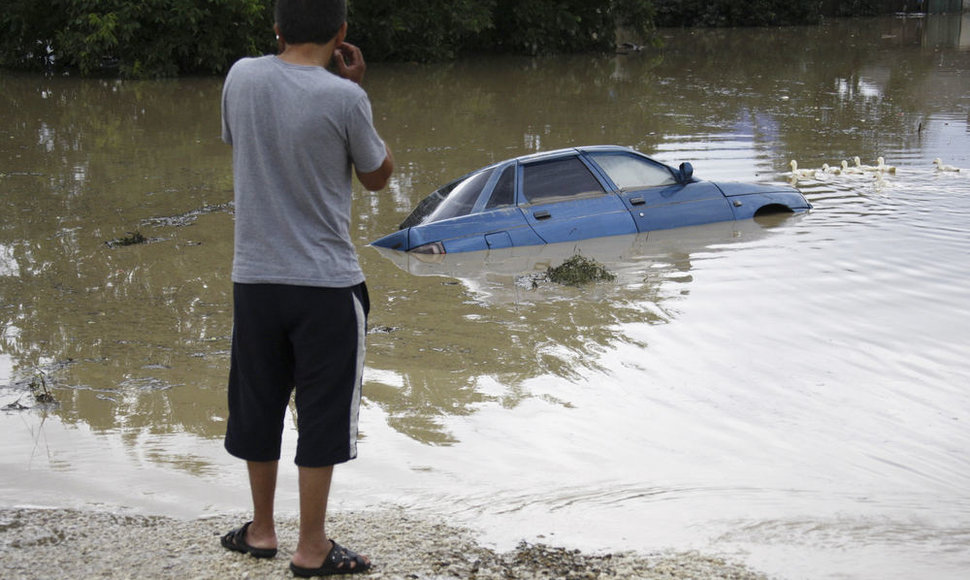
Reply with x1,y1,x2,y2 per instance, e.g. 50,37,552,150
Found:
275,0,346,44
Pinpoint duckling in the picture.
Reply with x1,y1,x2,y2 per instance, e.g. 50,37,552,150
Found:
854,156,878,172
934,158,961,172
821,163,838,175
875,156,896,174
841,159,863,174
789,160,816,179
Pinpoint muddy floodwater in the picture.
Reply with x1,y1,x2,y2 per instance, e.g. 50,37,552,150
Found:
2,15,970,580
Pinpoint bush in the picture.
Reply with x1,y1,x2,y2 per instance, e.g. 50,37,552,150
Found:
652,0,896,28
346,0,655,61
487,0,614,55
481,0,654,56
347,0,495,62
654,0,822,27
0,0,898,77
1,0,274,77
36,0,651,74
0,0,64,71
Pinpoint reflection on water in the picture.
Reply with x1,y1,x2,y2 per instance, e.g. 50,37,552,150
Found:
2,15,970,580
366,221,780,443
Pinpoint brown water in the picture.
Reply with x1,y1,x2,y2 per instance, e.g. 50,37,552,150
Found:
3,15,970,579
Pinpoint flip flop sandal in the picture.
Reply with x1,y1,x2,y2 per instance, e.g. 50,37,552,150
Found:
221,521,278,559
289,539,371,577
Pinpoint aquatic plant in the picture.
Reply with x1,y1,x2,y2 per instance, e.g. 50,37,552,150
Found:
106,231,146,247
546,255,616,286
28,373,57,404
3,371,58,410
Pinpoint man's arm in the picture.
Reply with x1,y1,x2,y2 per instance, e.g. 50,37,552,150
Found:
335,43,393,191
356,143,394,191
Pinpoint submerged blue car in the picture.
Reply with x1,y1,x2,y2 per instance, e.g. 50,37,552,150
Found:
370,145,811,254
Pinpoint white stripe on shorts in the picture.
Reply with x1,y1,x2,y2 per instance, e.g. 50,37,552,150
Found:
349,292,366,459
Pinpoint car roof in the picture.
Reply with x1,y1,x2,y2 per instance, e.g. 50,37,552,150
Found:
465,145,639,176
441,145,645,190
511,145,637,164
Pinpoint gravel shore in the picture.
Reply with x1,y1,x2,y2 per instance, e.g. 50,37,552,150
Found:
0,507,769,579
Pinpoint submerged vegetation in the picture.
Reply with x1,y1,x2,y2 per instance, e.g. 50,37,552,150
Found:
3,371,58,410
105,231,147,247
0,0,901,78
546,255,617,287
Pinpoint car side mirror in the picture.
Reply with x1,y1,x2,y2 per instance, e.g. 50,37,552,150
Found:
678,162,694,183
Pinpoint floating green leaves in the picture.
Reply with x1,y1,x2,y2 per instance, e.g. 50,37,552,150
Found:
546,255,616,286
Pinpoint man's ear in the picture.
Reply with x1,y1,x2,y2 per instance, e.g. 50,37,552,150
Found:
335,21,348,44
274,24,285,52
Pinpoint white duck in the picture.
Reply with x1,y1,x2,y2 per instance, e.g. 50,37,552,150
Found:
789,160,816,179
854,156,879,172
934,158,961,172
840,159,864,174
875,156,896,174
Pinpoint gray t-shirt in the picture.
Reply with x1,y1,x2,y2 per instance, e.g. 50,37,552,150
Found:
221,55,386,287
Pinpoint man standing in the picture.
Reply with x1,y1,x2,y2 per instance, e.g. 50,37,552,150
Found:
218,0,393,576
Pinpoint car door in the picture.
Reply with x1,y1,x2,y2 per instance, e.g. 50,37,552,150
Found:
621,181,735,232
519,155,637,244
587,152,734,233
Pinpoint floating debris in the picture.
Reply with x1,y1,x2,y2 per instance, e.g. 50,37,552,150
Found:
3,372,58,410
369,325,398,334
141,201,233,228
2,399,29,411
546,255,616,287
29,373,57,404
105,231,147,247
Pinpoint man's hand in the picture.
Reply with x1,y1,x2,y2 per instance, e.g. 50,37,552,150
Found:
334,42,366,84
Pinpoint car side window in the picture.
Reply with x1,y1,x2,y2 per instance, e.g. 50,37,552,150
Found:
425,167,495,223
590,153,678,190
522,157,606,204
485,165,515,209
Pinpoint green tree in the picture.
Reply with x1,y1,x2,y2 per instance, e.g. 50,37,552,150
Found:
0,0,65,70
2,1,897,77
653,0,822,27
347,0,496,62
487,0,616,55
1,0,274,78
347,0,656,60
3,1,658,75
651,0,895,27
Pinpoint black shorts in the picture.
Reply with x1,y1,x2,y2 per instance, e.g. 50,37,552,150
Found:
224,282,369,467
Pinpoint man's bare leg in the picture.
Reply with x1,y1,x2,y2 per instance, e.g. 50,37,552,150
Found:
245,460,279,550
290,465,370,570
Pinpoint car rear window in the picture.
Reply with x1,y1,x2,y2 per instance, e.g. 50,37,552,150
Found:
522,157,605,203
398,167,496,229
590,153,677,190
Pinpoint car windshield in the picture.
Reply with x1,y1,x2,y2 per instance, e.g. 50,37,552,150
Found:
590,152,678,190
399,167,496,229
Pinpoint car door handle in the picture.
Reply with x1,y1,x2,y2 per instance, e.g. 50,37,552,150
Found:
629,196,645,205
533,210,551,220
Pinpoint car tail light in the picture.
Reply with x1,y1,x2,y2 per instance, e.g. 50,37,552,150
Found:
410,241,446,254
